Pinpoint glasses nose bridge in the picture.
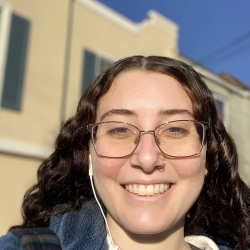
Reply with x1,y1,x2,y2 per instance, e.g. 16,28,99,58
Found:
135,129,161,154
139,129,156,136
137,130,157,144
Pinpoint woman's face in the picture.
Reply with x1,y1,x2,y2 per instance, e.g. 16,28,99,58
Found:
90,70,207,239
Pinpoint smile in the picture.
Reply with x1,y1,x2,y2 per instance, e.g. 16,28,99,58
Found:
124,183,170,196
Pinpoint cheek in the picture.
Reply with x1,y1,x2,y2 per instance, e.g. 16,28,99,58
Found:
171,155,207,207
91,151,126,189
172,154,207,184
94,158,122,179
91,157,125,209
90,145,121,178
178,159,205,175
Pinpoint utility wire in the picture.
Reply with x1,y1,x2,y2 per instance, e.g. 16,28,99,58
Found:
203,40,250,64
196,30,250,64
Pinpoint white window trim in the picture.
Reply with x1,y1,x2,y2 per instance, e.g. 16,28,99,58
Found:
0,1,12,107
213,93,229,129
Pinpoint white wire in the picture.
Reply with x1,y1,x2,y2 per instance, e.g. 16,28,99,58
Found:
89,155,116,249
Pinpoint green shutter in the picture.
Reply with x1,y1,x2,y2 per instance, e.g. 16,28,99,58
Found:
81,49,96,94
1,13,30,111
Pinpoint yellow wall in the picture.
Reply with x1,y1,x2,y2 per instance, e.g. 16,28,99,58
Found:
0,153,39,235
0,0,68,146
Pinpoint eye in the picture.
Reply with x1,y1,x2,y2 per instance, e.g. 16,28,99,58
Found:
106,125,135,139
168,127,187,135
108,127,130,135
159,123,189,139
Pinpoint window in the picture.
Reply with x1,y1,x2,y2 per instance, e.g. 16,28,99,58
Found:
0,9,30,111
0,1,11,108
81,49,114,94
214,95,227,124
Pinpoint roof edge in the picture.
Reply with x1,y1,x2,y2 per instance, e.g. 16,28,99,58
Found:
179,55,250,98
76,0,178,39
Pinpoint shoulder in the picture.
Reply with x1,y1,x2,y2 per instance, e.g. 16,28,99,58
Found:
0,232,21,250
50,200,105,235
0,201,108,250
49,200,108,250
0,228,61,250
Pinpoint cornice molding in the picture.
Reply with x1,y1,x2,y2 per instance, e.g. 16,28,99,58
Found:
179,55,250,98
0,138,53,160
76,0,178,39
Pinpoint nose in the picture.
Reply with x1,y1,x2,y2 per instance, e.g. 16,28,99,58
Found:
131,131,163,173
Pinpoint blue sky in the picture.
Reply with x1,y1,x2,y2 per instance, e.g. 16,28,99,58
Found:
97,0,250,88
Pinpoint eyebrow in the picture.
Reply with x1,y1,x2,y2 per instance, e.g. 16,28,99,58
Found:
158,109,194,118
100,109,136,121
100,108,194,121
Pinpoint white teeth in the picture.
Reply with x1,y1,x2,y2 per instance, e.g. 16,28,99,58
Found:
154,185,160,194
133,185,138,193
138,185,146,195
146,185,154,196
160,184,165,193
125,184,170,196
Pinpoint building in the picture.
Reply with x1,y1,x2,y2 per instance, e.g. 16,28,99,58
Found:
0,0,249,235
179,56,250,182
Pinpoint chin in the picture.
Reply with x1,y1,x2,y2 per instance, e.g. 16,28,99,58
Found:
126,226,166,235
120,215,177,235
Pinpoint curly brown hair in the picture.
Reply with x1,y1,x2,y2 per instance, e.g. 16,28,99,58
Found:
11,56,250,249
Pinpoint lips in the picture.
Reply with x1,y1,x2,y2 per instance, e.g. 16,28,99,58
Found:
124,183,170,196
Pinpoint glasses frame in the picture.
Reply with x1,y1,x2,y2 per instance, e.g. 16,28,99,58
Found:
87,120,210,158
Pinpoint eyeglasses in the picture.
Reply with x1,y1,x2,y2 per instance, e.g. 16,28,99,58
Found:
87,120,210,158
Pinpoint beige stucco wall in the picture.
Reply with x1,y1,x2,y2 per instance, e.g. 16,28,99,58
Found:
204,76,232,128
0,0,69,235
229,95,250,184
0,153,40,235
0,0,68,146
241,98,250,184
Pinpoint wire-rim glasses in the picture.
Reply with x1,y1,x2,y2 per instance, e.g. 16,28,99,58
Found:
87,120,210,158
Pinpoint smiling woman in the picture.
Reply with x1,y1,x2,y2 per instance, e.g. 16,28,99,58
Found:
1,56,250,250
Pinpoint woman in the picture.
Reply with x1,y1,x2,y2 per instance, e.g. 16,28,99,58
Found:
1,56,250,250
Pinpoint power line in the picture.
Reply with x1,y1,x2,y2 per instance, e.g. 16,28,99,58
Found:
196,30,250,64
203,41,250,65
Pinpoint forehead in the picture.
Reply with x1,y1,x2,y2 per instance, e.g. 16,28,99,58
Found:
96,70,193,121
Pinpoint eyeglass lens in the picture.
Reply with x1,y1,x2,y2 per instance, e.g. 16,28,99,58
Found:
91,121,205,158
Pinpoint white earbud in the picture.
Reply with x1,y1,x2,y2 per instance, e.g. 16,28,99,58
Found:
88,153,115,248
89,154,93,176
